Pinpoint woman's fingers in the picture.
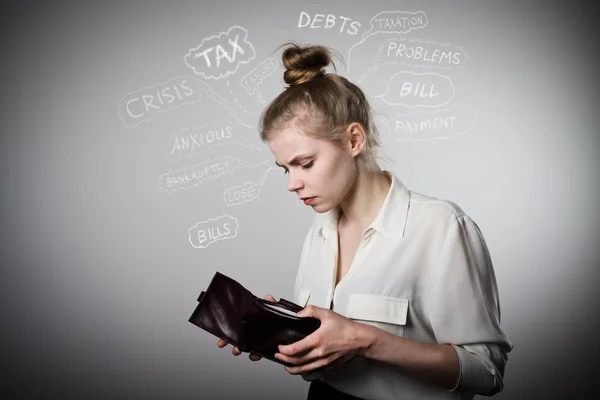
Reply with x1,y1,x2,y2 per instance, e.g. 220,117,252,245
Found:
249,353,262,362
216,339,242,356
264,294,276,302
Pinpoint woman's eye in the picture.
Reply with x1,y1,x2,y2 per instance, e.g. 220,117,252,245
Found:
282,161,312,174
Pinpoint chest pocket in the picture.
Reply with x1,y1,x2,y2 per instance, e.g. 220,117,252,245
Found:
345,294,409,337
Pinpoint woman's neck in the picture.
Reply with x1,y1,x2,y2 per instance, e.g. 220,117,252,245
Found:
337,169,392,232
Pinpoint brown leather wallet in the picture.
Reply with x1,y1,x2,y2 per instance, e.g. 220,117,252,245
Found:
189,271,320,367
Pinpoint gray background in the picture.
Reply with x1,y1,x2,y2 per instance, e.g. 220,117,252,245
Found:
2,0,599,399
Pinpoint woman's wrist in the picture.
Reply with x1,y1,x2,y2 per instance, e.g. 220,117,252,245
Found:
354,321,387,359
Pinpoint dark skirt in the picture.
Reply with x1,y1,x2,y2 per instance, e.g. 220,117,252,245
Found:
307,379,365,400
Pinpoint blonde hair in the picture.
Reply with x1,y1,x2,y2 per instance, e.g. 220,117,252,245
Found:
259,42,383,174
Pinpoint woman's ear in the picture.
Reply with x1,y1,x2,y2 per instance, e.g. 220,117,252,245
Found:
347,122,366,157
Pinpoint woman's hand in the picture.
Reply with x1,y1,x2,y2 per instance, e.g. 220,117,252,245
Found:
216,294,277,362
274,305,365,374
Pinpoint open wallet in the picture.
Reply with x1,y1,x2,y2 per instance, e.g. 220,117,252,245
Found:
188,271,321,367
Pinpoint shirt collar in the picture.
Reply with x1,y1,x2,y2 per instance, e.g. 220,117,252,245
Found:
317,170,411,244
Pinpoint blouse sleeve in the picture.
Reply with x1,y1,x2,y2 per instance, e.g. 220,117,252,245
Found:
427,215,514,396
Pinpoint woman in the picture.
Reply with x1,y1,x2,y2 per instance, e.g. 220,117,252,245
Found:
218,43,513,400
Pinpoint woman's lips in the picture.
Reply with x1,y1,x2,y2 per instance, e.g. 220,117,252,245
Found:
303,197,316,205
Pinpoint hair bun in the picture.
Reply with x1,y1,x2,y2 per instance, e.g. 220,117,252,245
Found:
281,43,332,86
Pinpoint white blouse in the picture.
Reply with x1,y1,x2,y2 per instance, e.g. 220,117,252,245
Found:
293,170,514,400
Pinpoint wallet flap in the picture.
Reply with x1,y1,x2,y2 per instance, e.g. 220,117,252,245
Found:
189,272,252,351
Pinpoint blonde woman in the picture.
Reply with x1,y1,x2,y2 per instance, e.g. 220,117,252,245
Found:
218,43,513,400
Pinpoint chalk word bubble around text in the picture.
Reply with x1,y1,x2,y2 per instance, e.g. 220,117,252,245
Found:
387,104,477,142
373,38,468,71
118,76,232,128
239,58,279,101
362,10,428,40
188,214,239,249
166,120,255,161
156,156,269,195
184,25,256,80
376,71,454,108
223,167,273,207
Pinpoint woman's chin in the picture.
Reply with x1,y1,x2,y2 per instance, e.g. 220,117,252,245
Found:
311,202,334,214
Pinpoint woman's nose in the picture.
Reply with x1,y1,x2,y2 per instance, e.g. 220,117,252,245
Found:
287,173,303,192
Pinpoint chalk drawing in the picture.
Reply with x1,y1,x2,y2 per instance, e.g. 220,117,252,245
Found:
156,156,269,195
374,71,455,108
184,25,256,80
381,104,477,142
226,77,256,117
118,76,252,130
239,58,279,103
223,167,274,207
297,11,362,35
356,38,468,83
165,119,261,162
361,10,428,40
188,214,239,249
348,10,428,74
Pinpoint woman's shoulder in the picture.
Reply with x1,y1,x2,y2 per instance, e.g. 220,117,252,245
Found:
408,189,470,225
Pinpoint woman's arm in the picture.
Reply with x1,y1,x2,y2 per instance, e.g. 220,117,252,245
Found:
415,215,513,395
278,303,506,395
356,323,461,391
358,215,512,395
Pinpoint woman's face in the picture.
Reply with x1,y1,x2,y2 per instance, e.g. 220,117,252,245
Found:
268,126,356,213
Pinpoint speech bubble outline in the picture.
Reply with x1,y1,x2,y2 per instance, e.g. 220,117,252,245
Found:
363,10,428,40
365,38,469,78
117,76,254,130
156,156,269,195
223,167,274,207
183,25,256,80
164,119,262,162
238,57,280,103
348,10,428,75
188,214,239,249
384,104,477,142
374,71,455,108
